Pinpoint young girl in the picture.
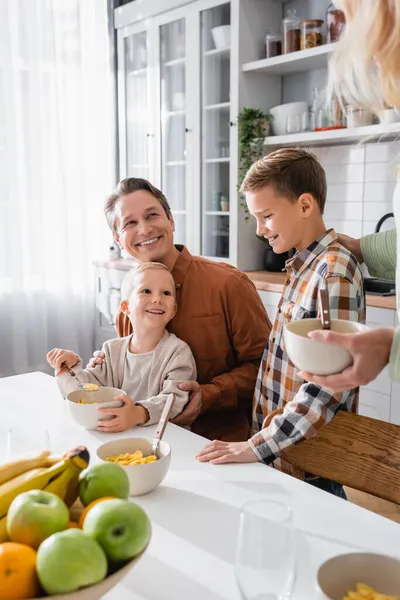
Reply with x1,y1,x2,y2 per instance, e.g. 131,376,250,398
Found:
47,262,197,432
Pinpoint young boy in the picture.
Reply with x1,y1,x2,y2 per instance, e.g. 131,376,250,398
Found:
47,262,197,432
197,148,365,498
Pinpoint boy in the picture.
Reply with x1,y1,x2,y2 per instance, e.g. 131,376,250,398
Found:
47,262,197,432
197,148,365,498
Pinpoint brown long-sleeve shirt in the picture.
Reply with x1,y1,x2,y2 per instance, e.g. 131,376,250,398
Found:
116,245,272,441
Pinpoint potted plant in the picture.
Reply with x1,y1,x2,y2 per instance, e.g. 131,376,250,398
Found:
237,107,273,217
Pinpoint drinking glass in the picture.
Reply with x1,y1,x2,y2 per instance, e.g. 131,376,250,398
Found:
286,114,300,134
235,500,295,600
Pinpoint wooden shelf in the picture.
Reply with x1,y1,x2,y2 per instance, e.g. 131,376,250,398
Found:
264,123,400,147
242,43,338,76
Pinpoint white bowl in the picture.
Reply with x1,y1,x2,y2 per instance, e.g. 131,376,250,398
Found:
67,387,125,430
28,502,150,600
380,108,400,124
284,319,368,376
269,101,308,135
211,25,231,50
96,437,171,497
317,553,400,599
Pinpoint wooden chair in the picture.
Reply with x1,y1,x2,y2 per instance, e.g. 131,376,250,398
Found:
281,411,400,505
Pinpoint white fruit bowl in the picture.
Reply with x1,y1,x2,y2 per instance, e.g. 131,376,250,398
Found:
96,437,171,497
284,319,368,376
66,387,125,431
317,553,400,599
28,502,151,600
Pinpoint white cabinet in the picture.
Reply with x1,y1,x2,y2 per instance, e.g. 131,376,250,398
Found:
115,0,270,270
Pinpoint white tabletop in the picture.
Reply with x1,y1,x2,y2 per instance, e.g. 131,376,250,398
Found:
1,372,400,600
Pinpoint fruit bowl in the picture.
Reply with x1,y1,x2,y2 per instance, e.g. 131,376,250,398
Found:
27,501,151,600
67,387,126,430
97,437,171,496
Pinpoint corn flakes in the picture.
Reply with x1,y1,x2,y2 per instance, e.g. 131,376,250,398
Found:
82,383,99,391
106,450,157,466
343,583,398,600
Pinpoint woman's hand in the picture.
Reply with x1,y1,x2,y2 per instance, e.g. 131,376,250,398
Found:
337,233,364,264
196,440,259,465
298,327,394,392
97,396,149,433
47,348,79,375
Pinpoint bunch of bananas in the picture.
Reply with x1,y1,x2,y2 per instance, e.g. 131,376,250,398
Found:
0,446,89,542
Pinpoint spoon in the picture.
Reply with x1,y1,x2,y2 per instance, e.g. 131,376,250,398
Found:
318,288,331,330
59,362,98,391
151,394,175,458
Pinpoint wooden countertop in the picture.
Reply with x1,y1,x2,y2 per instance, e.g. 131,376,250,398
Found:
92,260,397,311
245,270,397,311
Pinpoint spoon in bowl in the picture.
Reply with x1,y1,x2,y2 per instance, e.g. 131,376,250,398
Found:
60,362,99,392
151,394,175,458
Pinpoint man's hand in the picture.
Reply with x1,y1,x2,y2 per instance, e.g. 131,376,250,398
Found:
97,396,149,433
87,351,105,369
196,440,259,465
47,348,79,375
337,233,363,264
299,327,394,393
171,381,203,426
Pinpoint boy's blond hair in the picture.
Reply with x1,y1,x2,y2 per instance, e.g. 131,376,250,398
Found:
121,262,175,301
240,148,327,214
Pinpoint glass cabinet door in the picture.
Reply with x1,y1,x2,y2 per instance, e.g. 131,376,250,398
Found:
124,31,149,179
200,3,231,259
159,19,187,245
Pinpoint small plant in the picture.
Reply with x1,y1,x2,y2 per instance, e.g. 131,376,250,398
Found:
238,107,273,217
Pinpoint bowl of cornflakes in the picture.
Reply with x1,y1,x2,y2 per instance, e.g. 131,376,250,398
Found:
317,553,400,599
66,387,126,430
96,437,171,496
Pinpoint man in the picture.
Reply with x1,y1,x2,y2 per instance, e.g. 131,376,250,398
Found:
91,177,271,441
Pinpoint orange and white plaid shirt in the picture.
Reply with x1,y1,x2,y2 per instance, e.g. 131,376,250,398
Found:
249,229,366,474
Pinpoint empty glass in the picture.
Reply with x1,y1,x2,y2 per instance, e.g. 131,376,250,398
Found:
7,426,51,460
235,500,295,600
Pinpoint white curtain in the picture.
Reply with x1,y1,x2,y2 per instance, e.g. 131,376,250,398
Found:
0,0,114,377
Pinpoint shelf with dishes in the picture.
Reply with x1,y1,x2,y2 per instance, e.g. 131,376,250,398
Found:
242,43,338,76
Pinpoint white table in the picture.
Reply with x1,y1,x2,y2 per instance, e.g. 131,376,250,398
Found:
1,372,400,600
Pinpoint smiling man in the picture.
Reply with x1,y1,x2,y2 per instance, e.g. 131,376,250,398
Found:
93,177,271,441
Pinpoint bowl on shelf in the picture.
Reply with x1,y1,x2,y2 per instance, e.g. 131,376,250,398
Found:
317,553,400,599
211,25,231,50
269,101,308,136
284,318,368,376
97,437,171,497
66,387,125,430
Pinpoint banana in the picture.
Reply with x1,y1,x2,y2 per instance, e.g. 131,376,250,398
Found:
0,515,9,543
0,449,53,486
44,462,81,507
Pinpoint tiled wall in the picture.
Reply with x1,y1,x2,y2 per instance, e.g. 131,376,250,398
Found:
312,141,399,239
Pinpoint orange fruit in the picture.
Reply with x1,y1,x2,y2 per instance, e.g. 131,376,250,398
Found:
68,521,80,529
78,496,116,528
0,542,40,600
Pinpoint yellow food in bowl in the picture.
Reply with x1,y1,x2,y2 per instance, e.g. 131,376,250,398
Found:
77,399,99,404
106,450,157,466
343,583,398,600
82,383,100,391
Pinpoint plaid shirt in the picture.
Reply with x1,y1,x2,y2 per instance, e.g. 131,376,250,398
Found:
249,229,366,476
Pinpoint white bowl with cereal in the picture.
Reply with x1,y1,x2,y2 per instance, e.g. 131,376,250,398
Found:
66,386,125,430
96,437,171,496
317,553,400,599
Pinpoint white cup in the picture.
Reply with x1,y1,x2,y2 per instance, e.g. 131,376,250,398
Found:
380,108,400,124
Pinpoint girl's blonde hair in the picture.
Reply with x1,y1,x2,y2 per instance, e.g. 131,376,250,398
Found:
121,262,175,301
328,0,400,114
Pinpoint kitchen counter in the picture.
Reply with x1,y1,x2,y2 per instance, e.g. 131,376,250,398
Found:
245,270,397,311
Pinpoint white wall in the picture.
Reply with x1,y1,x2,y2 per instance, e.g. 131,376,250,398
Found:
312,141,398,240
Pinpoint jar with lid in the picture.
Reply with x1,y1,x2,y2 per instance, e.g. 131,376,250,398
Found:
282,9,300,54
327,2,346,43
300,19,324,50
265,29,281,59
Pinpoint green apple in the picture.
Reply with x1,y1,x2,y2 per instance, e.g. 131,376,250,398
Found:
79,463,129,507
83,498,151,562
7,489,69,549
36,529,107,595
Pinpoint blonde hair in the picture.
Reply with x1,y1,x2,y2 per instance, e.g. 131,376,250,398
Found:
328,0,400,114
241,148,327,213
121,262,175,301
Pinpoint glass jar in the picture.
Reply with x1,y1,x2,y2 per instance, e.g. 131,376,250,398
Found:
265,30,281,59
282,9,300,54
327,2,346,43
300,19,324,50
